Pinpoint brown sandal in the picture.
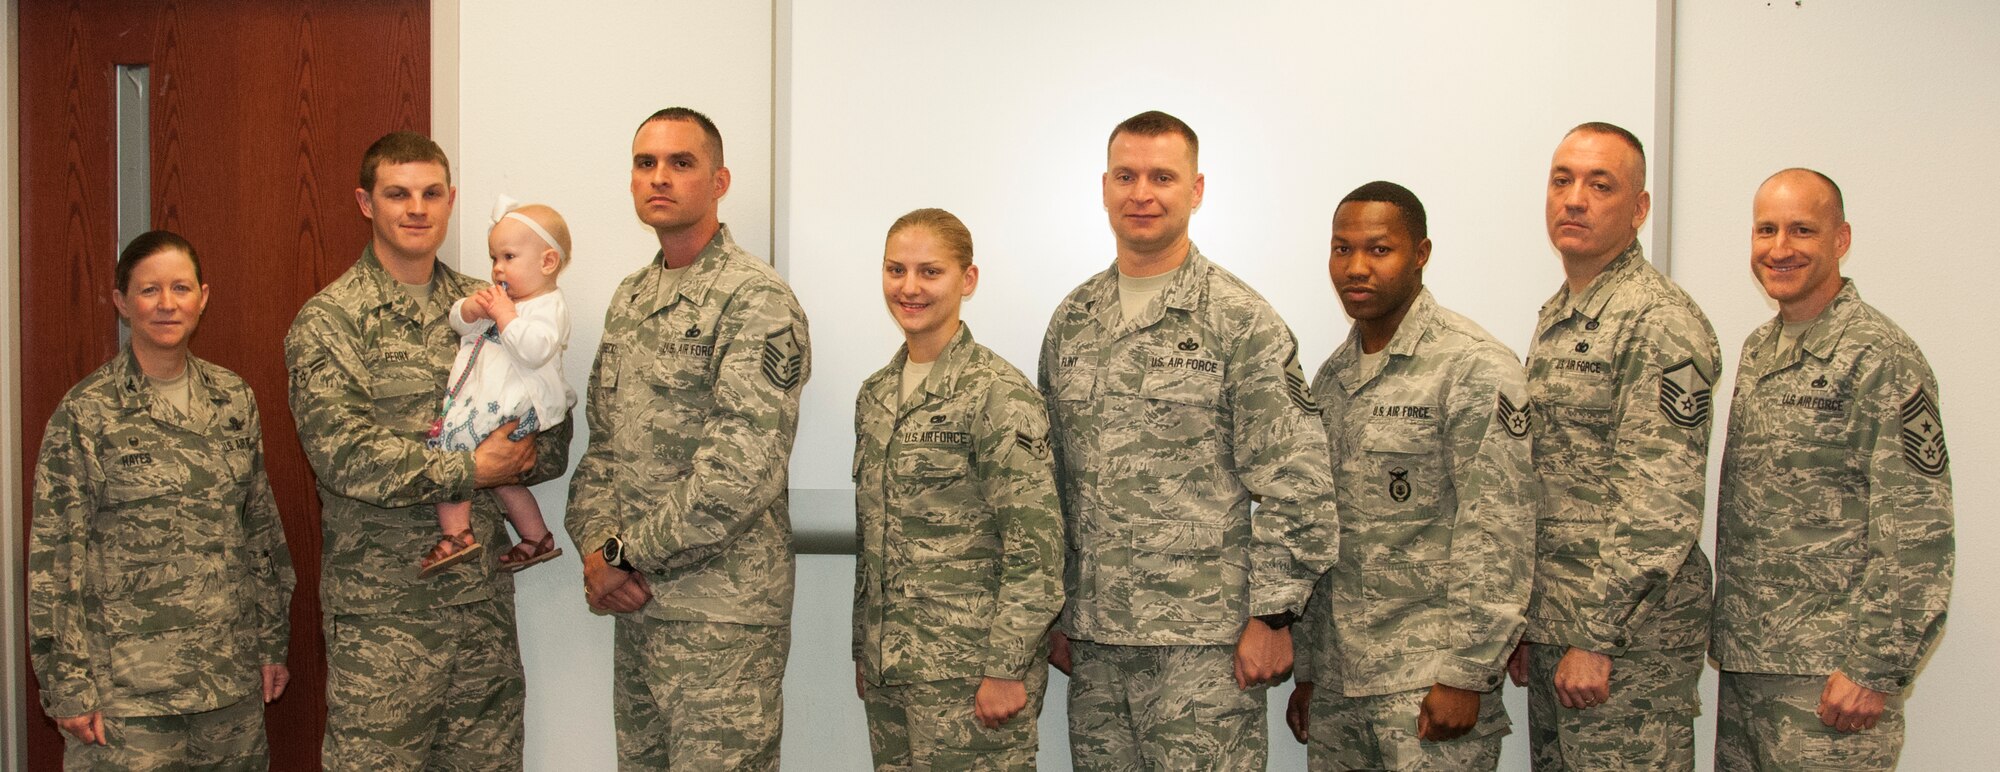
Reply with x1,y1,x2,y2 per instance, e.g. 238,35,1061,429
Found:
418,530,483,578
499,532,564,573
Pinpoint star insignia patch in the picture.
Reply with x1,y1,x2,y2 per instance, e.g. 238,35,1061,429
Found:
1899,387,1948,477
1659,359,1713,429
761,327,804,391
1497,393,1531,439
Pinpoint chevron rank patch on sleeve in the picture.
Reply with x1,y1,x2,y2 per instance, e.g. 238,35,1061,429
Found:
762,327,804,391
1899,386,1948,477
1659,358,1712,429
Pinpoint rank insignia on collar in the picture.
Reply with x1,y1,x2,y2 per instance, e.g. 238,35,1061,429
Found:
1497,393,1531,439
1388,467,1411,502
1899,387,1949,477
1659,359,1713,429
761,327,804,391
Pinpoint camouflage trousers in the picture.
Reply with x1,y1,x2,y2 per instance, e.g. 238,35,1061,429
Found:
1716,671,1905,771
614,618,789,771
1525,642,1701,771
1067,641,1265,772
863,667,1049,771
1304,684,1507,771
63,694,266,771
322,599,525,772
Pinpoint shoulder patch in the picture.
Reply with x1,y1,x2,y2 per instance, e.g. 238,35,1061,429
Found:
1283,345,1320,415
1014,429,1050,461
1899,387,1949,477
1659,358,1713,429
761,327,804,391
1497,393,1531,439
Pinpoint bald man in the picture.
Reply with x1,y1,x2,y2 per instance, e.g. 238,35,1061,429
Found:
1711,169,1954,771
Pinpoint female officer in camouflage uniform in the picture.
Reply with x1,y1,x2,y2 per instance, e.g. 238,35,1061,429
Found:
29,231,295,770
852,208,1066,770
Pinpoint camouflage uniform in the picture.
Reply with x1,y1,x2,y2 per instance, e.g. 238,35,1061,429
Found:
1712,280,1952,772
1294,289,1535,771
1038,246,1339,770
1523,241,1718,771
285,245,573,772
564,225,809,770
852,325,1065,769
30,350,293,770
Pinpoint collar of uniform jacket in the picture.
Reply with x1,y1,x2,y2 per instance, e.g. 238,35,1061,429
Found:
111,346,219,430
862,322,978,416
1539,239,1647,329
353,242,476,323
1333,286,1439,396
638,223,741,317
1748,277,1863,378
1078,243,1213,328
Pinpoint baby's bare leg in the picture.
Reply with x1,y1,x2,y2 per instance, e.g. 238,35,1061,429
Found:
493,485,549,541
437,499,474,537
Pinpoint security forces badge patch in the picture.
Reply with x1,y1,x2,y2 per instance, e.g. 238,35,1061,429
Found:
1388,467,1411,503
762,327,804,391
1659,358,1713,429
1899,386,1949,477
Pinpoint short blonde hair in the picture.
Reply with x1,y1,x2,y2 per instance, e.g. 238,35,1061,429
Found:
886,208,973,269
509,204,573,272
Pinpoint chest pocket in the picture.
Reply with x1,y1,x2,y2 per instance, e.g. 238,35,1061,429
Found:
591,343,621,391
1357,421,1443,517
1054,361,1097,403
896,442,972,483
368,375,436,432
1140,357,1223,409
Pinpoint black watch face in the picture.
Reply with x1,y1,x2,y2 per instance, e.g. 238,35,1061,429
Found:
602,538,620,564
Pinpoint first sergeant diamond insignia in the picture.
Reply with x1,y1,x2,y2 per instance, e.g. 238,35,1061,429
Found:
1497,393,1531,439
1899,386,1949,477
1659,358,1713,429
761,326,804,391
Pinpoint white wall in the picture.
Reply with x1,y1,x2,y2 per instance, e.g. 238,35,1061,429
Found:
1672,2,1999,769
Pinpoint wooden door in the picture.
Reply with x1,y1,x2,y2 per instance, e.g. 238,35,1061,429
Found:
17,1,428,768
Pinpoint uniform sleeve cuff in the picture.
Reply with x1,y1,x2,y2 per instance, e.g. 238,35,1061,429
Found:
1840,656,1914,695
431,449,476,502
1434,654,1507,693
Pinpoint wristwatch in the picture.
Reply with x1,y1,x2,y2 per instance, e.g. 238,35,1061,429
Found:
600,536,635,572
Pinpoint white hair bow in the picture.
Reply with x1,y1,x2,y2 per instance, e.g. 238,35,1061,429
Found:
489,194,565,263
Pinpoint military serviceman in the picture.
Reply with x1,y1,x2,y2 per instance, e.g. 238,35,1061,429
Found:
33,231,294,769
1286,182,1536,770
1039,110,1339,770
1712,169,1954,770
286,132,570,770
853,208,1065,768
1508,122,1720,770
565,108,811,770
